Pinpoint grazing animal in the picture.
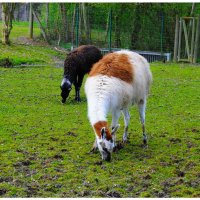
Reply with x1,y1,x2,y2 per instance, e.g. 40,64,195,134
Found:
85,50,152,161
60,45,102,103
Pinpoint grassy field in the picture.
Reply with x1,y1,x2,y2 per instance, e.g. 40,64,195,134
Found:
0,21,40,42
0,43,65,66
0,43,200,197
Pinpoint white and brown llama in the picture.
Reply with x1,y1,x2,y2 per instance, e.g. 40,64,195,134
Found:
85,50,152,161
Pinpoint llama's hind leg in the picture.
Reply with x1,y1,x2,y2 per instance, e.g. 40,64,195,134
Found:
122,108,130,143
138,99,147,145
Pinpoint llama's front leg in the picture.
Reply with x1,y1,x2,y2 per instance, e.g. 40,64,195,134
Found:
90,139,98,153
138,99,147,145
122,108,130,143
111,110,121,146
74,74,84,102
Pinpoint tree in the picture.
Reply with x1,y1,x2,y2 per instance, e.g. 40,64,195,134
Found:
29,3,34,39
32,3,49,43
82,3,91,43
45,3,49,28
1,3,16,45
131,3,144,50
59,3,68,43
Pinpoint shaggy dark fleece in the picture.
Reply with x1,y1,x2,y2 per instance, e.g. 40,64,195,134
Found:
61,45,102,103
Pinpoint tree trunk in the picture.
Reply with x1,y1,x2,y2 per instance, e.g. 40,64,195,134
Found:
1,3,16,45
29,3,34,39
32,5,49,43
71,5,76,49
82,3,90,43
59,3,68,43
105,12,110,42
46,3,49,28
16,4,20,21
114,15,120,48
131,4,142,50
78,4,82,44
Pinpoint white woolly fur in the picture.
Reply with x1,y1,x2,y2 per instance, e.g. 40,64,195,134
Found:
85,50,152,126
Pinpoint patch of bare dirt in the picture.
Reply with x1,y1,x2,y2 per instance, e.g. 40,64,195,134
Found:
53,154,64,160
65,131,77,137
14,36,49,46
106,190,121,197
0,188,7,196
13,160,32,167
25,182,40,197
169,138,182,144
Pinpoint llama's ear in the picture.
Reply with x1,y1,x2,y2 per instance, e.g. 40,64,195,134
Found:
111,124,120,135
101,127,106,140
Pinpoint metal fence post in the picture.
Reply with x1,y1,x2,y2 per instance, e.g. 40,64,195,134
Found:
75,4,79,48
108,8,112,52
160,12,164,60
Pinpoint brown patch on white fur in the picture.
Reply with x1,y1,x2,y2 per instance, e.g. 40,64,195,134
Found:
93,121,112,140
89,53,134,83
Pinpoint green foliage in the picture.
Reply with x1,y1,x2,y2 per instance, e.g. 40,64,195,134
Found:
1,3,199,54
0,44,200,197
0,44,65,66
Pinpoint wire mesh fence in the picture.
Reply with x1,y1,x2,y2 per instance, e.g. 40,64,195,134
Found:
0,3,200,62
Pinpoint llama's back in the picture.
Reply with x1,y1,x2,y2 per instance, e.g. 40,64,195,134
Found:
64,45,102,75
115,50,152,101
85,50,152,124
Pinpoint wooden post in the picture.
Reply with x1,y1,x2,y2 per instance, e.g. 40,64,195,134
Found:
190,18,195,62
193,15,200,63
182,19,190,61
29,3,33,39
178,17,182,61
173,15,179,62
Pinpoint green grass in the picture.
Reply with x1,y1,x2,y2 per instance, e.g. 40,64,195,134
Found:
0,21,40,42
0,43,66,66
0,21,66,66
0,44,200,197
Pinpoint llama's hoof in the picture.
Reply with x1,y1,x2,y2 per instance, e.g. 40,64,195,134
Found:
143,144,148,149
62,98,66,103
113,142,124,152
122,139,130,144
75,97,81,102
89,147,98,154
143,139,148,148
122,139,127,144
122,135,129,144
143,138,147,145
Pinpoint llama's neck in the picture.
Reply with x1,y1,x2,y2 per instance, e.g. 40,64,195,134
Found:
64,61,76,84
88,94,110,126
63,73,74,84
93,120,112,140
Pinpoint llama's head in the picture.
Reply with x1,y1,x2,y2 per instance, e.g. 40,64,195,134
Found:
96,125,119,161
60,77,72,103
